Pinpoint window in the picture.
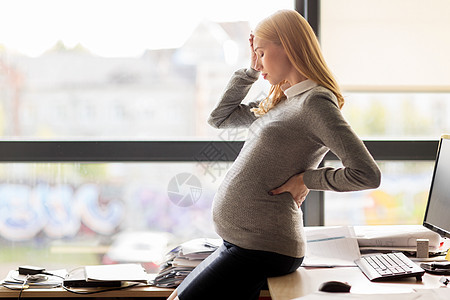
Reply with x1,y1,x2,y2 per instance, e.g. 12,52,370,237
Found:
321,0,450,139
0,0,295,140
324,161,434,226
0,161,224,272
0,0,295,276
320,0,450,225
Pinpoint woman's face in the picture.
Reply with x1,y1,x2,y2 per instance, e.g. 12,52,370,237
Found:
253,36,294,85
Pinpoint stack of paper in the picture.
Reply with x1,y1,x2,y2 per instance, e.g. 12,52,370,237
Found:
1,269,67,289
354,225,442,252
153,238,221,288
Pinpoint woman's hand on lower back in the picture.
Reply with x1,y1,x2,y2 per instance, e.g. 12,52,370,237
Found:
269,173,310,208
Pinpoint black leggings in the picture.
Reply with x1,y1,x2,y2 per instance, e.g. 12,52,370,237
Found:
177,241,303,300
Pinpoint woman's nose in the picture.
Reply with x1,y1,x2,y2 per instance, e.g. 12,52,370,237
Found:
254,59,263,71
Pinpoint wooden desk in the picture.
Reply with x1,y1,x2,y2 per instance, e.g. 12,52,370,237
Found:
0,284,173,299
267,266,445,300
0,284,271,299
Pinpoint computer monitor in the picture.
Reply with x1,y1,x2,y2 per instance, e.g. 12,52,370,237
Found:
423,134,450,239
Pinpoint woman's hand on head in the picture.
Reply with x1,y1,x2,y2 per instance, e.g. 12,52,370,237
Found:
249,33,257,70
269,173,310,208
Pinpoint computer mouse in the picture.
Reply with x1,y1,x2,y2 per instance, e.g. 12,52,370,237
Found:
318,280,351,293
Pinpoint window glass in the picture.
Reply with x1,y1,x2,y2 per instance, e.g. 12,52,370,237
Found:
0,0,295,277
320,0,449,225
324,161,434,226
340,92,450,139
0,0,293,139
320,0,450,139
0,161,226,274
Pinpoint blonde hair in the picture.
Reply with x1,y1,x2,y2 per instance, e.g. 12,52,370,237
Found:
251,10,344,116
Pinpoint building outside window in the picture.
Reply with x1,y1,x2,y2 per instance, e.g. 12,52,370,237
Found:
0,0,293,275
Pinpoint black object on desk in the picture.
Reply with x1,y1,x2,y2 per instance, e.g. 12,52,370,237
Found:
318,281,351,293
420,262,450,275
18,266,46,275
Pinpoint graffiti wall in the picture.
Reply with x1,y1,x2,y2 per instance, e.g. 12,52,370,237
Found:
0,162,218,243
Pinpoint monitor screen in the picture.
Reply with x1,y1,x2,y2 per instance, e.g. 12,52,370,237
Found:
423,135,450,238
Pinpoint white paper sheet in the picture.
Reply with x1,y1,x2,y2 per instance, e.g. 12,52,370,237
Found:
84,263,149,283
303,226,361,267
293,288,450,300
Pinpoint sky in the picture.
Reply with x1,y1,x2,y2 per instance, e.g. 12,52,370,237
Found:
0,0,294,57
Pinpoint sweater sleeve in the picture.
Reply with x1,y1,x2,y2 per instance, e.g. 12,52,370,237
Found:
302,90,381,192
207,68,261,129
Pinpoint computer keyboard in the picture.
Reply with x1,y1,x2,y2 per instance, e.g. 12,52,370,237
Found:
355,252,425,281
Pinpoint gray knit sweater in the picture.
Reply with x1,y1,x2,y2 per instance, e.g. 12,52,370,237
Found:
208,68,381,258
